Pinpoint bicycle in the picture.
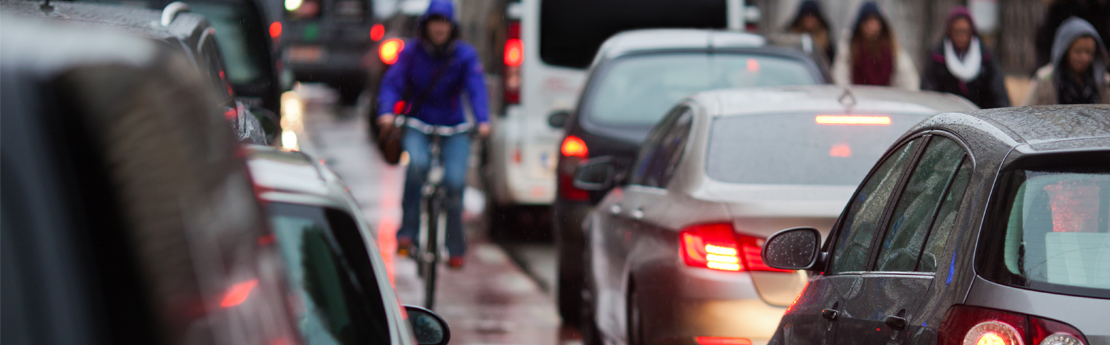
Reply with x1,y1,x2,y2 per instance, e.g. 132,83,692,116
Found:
413,131,448,310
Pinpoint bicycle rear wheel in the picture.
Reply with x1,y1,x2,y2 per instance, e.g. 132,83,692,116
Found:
421,193,440,310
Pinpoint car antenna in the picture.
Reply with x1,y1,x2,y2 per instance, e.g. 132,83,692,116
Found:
40,0,54,13
838,87,857,111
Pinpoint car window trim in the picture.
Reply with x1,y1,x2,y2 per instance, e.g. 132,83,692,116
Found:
909,154,968,272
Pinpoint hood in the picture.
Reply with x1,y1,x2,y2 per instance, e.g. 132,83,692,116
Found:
1051,17,1108,70
945,6,978,38
789,0,830,30
852,1,885,33
418,0,457,27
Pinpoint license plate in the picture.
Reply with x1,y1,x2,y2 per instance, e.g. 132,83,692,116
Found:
288,45,324,62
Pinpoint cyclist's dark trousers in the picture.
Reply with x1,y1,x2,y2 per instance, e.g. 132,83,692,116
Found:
398,129,471,257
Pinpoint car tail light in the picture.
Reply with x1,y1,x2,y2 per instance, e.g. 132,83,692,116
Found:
220,279,259,308
379,39,404,65
680,223,792,273
815,115,891,125
269,21,282,38
939,305,1088,345
558,135,589,201
695,337,752,345
503,21,521,105
370,23,384,41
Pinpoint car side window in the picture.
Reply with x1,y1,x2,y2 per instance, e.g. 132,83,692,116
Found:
197,36,235,104
875,136,966,272
660,109,694,187
828,139,920,274
268,203,390,345
916,158,972,272
629,105,685,187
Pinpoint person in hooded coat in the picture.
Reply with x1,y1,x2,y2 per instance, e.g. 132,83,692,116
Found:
832,1,919,90
1023,17,1110,105
377,0,490,268
786,0,836,64
921,7,1011,108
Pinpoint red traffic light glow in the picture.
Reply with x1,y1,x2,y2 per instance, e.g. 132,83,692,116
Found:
370,23,385,41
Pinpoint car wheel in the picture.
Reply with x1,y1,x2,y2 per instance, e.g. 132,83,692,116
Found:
580,240,603,345
487,202,516,241
627,284,643,345
557,245,583,327
336,83,363,105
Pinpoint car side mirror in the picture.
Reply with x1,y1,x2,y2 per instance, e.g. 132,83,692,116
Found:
404,305,451,345
547,109,571,128
573,157,615,191
762,227,822,270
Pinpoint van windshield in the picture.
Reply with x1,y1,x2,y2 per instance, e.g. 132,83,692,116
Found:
585,54,817,126
979,167,1110,298
540,0,727,69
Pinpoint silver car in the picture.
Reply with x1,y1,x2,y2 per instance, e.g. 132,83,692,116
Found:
574,85,977,345
245,145,450,345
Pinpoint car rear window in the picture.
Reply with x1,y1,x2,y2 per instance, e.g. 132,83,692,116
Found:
189,3,267,85
705,113,929,185
540,0,726,69
979,167,1110,298
585,54,817,126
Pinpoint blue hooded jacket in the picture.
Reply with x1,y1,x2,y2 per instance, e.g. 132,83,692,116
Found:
376,0,489,126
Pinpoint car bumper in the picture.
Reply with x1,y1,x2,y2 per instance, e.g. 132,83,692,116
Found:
636,267,798,345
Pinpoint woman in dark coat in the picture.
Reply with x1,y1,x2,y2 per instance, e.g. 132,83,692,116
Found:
921,7,1011,108
786,0,836,64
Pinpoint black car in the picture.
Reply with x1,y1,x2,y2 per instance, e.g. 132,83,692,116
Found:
74,0,286,118
1,14,297,345
282,0,378,104
9,0,276,144
761,105,1110,344
552,29,829,325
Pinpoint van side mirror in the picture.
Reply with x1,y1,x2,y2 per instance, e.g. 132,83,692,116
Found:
573,158,614,191
404,305,451,345
547,110,571,128
762,227,822,270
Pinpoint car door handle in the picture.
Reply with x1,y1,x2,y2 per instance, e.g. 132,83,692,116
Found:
609,204,622,215
821,309,839,321
630,208,644,220
885,315,908,330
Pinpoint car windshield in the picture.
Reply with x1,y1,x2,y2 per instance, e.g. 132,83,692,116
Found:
268,202,392,344
586,54,817,126
705,113,929,185
188,3,266,85
979,167,1110,298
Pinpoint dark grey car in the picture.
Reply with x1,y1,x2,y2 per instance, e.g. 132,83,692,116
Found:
763,105,1110,345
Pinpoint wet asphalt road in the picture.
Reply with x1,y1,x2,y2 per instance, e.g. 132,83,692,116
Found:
285,84,576,345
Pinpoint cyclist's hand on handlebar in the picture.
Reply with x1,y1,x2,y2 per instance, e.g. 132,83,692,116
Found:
477,123,491,138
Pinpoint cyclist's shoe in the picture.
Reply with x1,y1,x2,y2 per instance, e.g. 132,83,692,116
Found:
397,237,414,258
447,256,465,269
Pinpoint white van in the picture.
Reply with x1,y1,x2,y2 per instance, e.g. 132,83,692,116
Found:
483,0,753,236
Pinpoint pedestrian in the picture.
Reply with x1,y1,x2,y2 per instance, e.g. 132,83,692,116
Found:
377,0,491,268
1022,17,1110,105
1033,0,1110,71
785,0,836,64
921,6,1011,108
832,1,919,90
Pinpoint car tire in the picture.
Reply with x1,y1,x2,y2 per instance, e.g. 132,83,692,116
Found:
337,83,363,105
627,283,644,345
580,238,603,345
487,202,516,241
557,246,583,327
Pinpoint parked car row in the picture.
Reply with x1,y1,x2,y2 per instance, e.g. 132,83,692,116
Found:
1,6,451,345
545,13,1109,345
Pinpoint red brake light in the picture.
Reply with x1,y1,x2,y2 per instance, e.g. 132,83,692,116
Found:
815,115,891,125
560,136,588,158
220,279,259,308
502,21,521,105
504,39,523,67
269,22,282,38
680,224,791,273
939,305,1088,345
370,23,385,41
695,337,752,345
379,39,404,65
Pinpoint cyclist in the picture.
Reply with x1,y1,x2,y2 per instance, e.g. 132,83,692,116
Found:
377,0,490,269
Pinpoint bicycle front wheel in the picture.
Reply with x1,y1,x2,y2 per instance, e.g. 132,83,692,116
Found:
422,194,441,310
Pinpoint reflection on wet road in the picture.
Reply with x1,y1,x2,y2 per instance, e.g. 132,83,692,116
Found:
285,84,579,345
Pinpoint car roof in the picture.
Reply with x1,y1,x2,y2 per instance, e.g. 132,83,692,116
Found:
913,105,1110,155
1,13,160,77
1,1,210,43
693,85,979,117
244,145,343,202
596,29,765,61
